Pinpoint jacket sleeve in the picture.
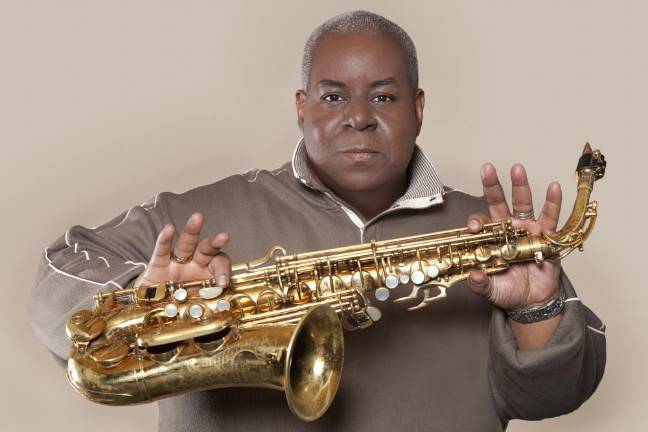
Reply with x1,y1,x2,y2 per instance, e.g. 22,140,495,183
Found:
488,270,607,423
29,195,166,361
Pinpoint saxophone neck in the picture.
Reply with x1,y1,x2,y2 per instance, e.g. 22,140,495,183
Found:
546,143,606,249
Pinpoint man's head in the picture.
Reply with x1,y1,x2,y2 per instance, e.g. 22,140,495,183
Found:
295,11,425,213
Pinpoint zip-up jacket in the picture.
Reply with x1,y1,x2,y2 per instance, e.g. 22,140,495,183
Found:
30,139,606,431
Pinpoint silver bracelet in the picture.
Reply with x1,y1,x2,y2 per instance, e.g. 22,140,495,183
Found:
505,288,565,324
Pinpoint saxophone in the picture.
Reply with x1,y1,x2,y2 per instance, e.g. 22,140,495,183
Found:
65,144,606,421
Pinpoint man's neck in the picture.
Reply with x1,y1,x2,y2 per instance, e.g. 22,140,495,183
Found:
323,175,408,222
342,185,406,221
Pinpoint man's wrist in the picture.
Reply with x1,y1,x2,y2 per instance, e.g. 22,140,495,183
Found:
505,286,565,324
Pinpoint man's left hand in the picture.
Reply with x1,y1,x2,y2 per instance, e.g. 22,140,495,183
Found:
465,163,562,311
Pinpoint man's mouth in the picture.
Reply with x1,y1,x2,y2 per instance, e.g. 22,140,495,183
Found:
339,148,381,162
340,147,380,154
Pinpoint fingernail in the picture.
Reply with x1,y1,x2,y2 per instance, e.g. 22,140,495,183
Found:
217,273,228,287
468,220,480,231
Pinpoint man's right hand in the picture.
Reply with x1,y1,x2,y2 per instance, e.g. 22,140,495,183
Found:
133,212,231,288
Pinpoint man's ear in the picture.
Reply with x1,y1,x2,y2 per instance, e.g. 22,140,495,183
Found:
295,90,307,129
414,88,425,136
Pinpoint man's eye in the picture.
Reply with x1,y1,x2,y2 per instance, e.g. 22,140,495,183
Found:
322,94,345,102
372,94,394,103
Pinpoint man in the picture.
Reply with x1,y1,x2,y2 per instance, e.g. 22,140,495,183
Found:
31,10,605,431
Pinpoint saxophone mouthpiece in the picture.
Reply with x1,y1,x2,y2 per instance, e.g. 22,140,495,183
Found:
577,142,606,180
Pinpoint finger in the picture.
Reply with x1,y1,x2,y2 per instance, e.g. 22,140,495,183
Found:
193,232,230,267
467,269,493,300
511,164,534,217
537,181,562,233
150,224,175,268
208,253,232,287
466,212,492,233
173,213,203,260
481,163,511,220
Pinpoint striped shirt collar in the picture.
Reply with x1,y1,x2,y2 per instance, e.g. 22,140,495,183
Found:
291,137,445,215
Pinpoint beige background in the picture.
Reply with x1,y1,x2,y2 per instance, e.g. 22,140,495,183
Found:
1,1,644,430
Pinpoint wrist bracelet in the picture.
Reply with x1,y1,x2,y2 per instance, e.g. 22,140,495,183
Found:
505,288,565,324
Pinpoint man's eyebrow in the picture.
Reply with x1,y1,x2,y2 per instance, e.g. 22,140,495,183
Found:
316,78,397,88
369,78,396,88
317,79,346,88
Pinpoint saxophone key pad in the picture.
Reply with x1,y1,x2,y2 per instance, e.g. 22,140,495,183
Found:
216,299,231,312
164,303,179,318
427,264,440,278
375,287,390,302
199,286,223,300
189,304,204,319
399,274,410,285
173,288,188,302
385,273,399,289
366,306,382,322
411,269,425,285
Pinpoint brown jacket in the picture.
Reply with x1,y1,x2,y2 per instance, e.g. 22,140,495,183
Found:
30,140,606,431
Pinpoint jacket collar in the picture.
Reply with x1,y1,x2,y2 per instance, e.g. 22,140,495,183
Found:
291,137,445,218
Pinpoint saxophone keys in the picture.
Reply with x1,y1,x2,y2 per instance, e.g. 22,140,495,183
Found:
366,306,382,322
411,269,425,285
427,264,440,278
173,288,188,302
406,287,431,311
136,283,167,303
385,273,399,289
199,286,223,300
393,284,421,304
374,287,390,302
500,244,519,260
474,245,492,263
406,286,448,311
351,271,375,291
66,310,105,343
189,304,204,319
216,299,231,312
164,303,179,318
89,340,129,368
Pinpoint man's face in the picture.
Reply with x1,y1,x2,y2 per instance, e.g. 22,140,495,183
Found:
296,32,424,196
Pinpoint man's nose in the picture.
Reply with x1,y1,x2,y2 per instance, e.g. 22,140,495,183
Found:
343,99,377,131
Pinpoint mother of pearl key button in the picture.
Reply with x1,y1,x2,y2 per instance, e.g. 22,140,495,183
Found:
173,288,188,302
189,304,204,319
385,274,399,289
427,265,440,278
164,303,178,318
199,287,223,299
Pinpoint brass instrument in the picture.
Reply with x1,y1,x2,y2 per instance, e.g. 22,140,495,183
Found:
65,144,606,421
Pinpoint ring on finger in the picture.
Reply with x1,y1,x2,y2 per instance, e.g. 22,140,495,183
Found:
171,250,193,264
513,209,535,220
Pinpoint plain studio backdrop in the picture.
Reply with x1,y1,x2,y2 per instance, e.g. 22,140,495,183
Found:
1,1,644,430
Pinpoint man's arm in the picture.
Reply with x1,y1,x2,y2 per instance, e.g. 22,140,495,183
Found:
29,197,163,360
488,270,606,422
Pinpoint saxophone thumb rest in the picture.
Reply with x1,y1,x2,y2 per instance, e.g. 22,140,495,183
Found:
65,143,606,421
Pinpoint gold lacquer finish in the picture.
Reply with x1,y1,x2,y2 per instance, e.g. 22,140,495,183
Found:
65,144,606,421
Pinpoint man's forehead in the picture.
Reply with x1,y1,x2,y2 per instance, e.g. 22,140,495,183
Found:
309,33,408,85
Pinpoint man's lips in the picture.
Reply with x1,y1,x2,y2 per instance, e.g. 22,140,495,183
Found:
339,147,380,154
338,148,381,162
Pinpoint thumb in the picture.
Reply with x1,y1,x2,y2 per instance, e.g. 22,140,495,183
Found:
467,269,493,300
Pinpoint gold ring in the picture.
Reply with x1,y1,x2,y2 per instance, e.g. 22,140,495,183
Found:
171,251,193,264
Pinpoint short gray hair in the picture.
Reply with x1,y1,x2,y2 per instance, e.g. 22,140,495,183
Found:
301,10,419,91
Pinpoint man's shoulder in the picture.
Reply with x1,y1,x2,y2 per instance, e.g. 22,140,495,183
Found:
152,162,302,208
